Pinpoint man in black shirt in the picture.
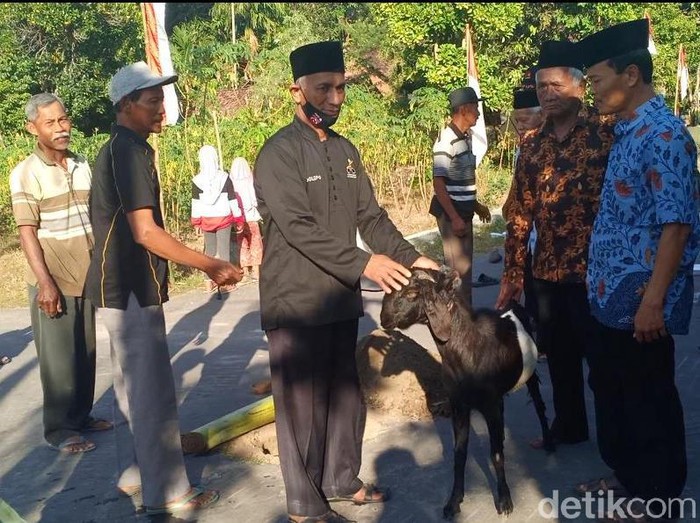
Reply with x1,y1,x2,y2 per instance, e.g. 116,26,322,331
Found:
85,61,242,516
254,41,438,523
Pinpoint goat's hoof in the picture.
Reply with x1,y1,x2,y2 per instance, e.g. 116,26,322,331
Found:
442,502,461,520
496,495,514,515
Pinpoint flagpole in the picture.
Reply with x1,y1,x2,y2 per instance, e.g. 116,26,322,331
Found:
675,44,681,117
141,3,165,220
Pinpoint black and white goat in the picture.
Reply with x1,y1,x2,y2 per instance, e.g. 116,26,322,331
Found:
380,266,553,519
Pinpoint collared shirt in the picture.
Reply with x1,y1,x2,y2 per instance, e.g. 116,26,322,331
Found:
503,104,615,285
254,116,420,330
9,146,93,296
587,95,700,334
85,124,169,310
430,122,476,217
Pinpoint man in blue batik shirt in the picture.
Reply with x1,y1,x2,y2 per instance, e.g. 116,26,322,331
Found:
577,19,700,521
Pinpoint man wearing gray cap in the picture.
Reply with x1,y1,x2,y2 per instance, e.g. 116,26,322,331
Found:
430,86,492,306
254,41,438,523
84,61,242,516
577,19,700,520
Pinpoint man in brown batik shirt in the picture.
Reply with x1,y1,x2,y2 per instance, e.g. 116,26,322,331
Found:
496,40,615,449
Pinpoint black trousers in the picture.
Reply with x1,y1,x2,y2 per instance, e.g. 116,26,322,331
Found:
532,279,590,443
587,320,687,503
267,319,364,517
28,285,96,446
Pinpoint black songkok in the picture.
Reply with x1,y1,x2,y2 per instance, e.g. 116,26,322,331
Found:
290,41,345,81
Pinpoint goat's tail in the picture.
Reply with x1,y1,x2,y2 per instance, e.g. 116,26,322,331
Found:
525,370,555,452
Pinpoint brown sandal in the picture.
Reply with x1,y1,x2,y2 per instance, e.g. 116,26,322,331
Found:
145,486,219,515
327,483,391,505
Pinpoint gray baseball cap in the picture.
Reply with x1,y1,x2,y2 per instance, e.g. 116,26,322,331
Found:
109,61,178,105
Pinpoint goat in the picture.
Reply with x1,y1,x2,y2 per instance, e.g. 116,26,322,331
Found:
380,266,554,519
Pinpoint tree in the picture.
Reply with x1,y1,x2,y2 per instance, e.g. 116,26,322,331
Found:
0,3,143,137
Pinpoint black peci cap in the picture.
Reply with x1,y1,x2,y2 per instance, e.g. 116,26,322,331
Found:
513,88,540,109
289,41,345,81
537,40,584,71
579,19,649,69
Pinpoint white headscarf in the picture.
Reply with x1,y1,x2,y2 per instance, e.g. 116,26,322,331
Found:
192,145,229,205
230,157,260,221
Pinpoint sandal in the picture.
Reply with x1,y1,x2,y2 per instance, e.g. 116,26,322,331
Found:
116,484,142,498
144,486,219,515
327,483,390,505
575,476,628,497
83,418,113,432
288,509,356,523
0,355,11,366
50,436,96,454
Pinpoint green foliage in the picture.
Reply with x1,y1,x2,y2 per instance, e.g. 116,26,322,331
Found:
0,3,143,137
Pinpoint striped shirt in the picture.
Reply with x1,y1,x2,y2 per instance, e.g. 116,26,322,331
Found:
9,146,93,297
432,122,477,215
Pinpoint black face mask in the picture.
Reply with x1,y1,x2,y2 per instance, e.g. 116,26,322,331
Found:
299,88,339,129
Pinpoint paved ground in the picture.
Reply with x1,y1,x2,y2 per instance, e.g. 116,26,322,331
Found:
0,246,698,523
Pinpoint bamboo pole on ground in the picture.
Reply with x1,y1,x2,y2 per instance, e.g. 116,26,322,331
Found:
181,395,275,455
0,498,27,523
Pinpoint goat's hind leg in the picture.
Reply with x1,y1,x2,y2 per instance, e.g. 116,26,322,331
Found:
443,404,471,520
525,371,555,452
483,398,513,515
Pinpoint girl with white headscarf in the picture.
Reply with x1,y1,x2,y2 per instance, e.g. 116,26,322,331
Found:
191,145,243,292
230,157,263,280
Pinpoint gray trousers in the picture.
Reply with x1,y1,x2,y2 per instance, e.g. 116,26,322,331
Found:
437,212,474,306
98,293,190,508
28,285,96,446
267,320,364,517
204,226,231,261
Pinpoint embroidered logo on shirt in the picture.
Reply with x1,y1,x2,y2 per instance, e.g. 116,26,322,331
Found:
306,175,322,183
346,159,357,178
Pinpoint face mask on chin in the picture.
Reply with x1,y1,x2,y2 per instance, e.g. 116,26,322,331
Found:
297,85,339,129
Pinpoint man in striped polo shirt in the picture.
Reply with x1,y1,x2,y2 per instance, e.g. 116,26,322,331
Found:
10,93,111,454
430,86,492,305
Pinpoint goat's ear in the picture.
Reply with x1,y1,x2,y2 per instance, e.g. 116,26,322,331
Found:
422,287,451,343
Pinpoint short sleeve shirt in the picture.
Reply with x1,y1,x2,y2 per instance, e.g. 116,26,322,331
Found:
587,96,700,334
85,125,169,309
9,147,93,296
430,123,477,216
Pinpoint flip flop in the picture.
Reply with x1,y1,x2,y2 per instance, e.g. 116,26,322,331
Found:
288,509,356,523
84,418,113,432
574,476,628,497
327,483,390,505
144,486,219,515
50,436,96,454
473,273,500,287
0,355,11,366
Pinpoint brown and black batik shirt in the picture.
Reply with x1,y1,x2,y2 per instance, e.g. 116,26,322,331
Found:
503,105,615,286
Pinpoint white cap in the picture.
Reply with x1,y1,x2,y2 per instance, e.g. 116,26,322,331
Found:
109,61,178,105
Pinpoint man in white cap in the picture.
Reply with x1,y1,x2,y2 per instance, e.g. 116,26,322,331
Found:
84,61,242,516
576,19,700,521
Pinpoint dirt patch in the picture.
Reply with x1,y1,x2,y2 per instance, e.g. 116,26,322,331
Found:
218,329,448,464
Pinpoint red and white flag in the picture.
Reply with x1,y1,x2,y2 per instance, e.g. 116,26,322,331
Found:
464,24,487,167
678,44,689,101
644,11,657,56
141,3,179,125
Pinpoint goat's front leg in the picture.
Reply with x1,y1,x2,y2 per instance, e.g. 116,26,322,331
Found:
443,403,471,520
483,398,513,515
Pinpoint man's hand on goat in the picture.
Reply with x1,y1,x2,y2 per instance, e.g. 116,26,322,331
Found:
363,254,411,294
411,256,440,271
495,281,523,310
